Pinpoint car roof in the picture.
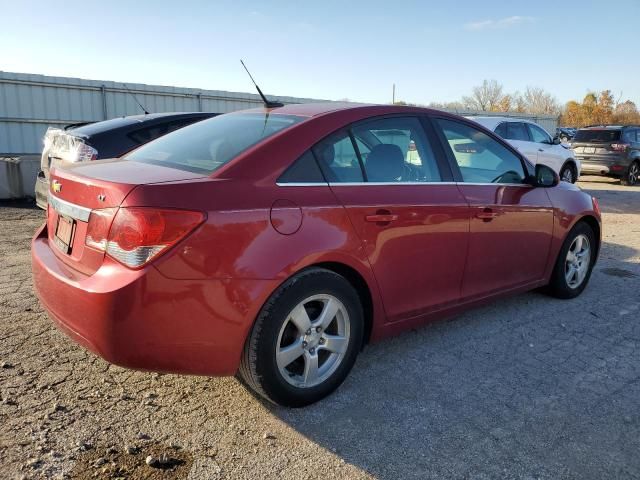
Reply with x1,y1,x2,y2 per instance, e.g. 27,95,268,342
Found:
466,116,536,130
241,102,450,119
69,112,216,137
580,125,632,130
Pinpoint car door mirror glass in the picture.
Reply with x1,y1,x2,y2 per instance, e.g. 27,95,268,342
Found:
535,164,559,187
552,136,562,145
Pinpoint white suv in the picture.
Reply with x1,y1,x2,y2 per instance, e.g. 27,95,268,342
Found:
468,116,580,183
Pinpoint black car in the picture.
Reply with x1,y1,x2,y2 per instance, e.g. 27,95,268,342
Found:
35,112,217,208
556,127,577,143
571,125,640,185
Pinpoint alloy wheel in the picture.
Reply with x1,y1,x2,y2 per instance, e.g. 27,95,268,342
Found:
276,294,350,388
565,234,591,289
628,162,639,185
561,167,574,183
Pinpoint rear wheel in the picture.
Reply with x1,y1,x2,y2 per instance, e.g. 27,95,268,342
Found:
560,163,577,183
620,161,639,186
239,268,363,407
546,222,596,299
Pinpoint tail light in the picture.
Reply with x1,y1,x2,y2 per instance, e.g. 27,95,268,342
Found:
85,207,205,268
611,143,629,152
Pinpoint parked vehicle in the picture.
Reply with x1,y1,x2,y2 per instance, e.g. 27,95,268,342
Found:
571,125,640,186
35,112,217,209
469,116,580,183
32,104,601,407
557,127,577,143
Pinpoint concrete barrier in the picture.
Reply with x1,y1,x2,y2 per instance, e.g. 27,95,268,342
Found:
0,155,40,199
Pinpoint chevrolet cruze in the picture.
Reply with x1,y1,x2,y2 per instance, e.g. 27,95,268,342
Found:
32,103,601,407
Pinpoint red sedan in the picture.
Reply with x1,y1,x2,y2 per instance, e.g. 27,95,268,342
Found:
32,104,601,407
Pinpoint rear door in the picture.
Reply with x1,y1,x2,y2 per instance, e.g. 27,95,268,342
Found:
315,116,470,322
503,121,537,163
431,116,554,299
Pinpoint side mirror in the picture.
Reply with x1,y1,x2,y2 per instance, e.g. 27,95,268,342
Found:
552,136,562,145
532,164,559,187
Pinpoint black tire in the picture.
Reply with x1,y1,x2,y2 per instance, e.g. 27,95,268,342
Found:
620,161,639,186
546,222,596,299
560,163,577,183
239,268,364,407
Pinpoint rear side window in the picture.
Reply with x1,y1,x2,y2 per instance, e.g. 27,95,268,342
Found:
436,118,525,184
505,122,530,141
495,123,507,138
278,151,326,183
622,129,638,143
127,113,304,174
313,132,364,183
574,129,621,143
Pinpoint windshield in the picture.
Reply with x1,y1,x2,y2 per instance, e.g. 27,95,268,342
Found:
573,129,621,143
126,113,304,174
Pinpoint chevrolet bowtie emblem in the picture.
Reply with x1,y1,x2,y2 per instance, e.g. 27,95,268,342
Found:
52,180,62,193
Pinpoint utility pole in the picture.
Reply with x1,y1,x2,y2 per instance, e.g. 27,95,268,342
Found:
392,84,396,104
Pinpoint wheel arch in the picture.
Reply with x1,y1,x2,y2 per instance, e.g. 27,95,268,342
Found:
312,261,375,346
576,214,601,260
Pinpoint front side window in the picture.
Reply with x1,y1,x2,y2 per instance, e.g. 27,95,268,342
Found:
527,123,552,144
127,113,304,174
505,122,530,141
351,116,441,182
436,118,526,184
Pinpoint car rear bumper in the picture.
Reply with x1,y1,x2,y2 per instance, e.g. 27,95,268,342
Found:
31,223,276,376
576,153,629,177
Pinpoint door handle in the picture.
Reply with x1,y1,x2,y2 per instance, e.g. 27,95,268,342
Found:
538,148,544,152
365,210,398,224
475,208,499,221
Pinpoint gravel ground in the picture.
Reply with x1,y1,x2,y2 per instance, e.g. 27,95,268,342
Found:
1,176,639,480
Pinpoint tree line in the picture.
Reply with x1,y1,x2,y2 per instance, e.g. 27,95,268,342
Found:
411,79,640,127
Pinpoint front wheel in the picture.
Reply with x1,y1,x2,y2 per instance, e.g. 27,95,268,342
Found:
560,163,577,183
546,222,596,299
239,268,363,407
620,161,639,186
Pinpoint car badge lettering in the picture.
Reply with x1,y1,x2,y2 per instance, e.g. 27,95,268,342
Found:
52,180,62,193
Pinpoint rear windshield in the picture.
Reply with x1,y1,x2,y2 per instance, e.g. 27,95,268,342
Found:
573,129,621,143
126,113,304,174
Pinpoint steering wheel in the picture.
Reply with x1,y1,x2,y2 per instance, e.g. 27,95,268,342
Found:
491,170,520,184
402,163,423,182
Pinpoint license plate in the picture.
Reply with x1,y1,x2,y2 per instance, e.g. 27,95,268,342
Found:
584,147,596,154
54,215,75,254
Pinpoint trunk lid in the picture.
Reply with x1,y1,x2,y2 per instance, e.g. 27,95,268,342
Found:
47,159,206,274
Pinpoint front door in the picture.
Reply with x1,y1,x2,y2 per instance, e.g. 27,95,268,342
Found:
313,116,469,322
432,116,554,299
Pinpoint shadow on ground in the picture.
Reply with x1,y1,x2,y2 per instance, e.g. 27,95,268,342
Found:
267,241,640,479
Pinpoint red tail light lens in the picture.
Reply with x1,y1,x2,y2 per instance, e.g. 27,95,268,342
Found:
611,143,629,152
104,208,204,268
86,208,117,251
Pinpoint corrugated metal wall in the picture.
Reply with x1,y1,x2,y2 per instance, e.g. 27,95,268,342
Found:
0,71,326,154
0,70,559,155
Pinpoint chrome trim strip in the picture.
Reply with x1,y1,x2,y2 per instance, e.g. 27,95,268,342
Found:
276,182,329,187
48,193,91,222
278,181,533,187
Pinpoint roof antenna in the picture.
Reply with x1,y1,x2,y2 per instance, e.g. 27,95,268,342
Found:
240,60,284,109
122,83,149,114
